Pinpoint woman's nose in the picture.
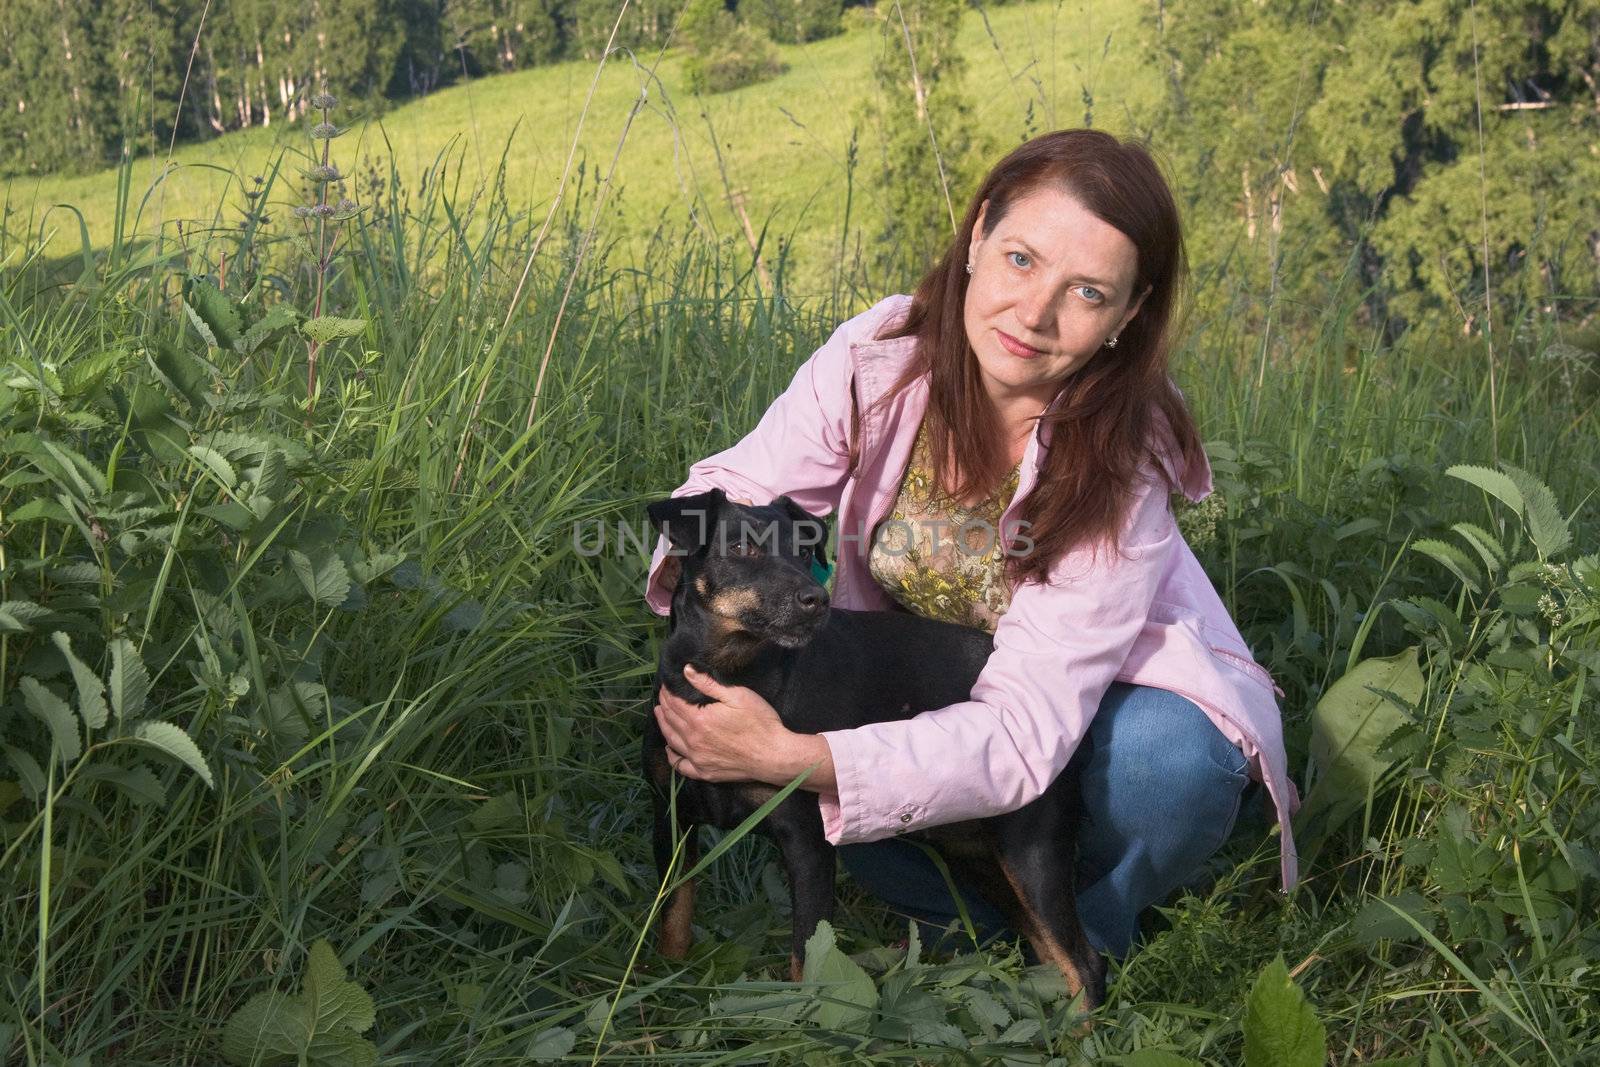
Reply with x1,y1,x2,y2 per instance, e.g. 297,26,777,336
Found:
1015,285,1058,333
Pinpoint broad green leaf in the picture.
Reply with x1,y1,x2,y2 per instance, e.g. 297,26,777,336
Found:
1500,462,1571,559
0,599,52,633
76,763,165,806
1296,648,1424,861
22,677,81,763
4,744,47,800
1243,956,1325,1067
300,316,367,344
199,501,259,532
1449,522,1506,574
220,992,310,1064
709,990,808,1026
301,940,376,1035
7,498,75,525
187,445,238,490
995,1017,1041,1044
256,449,289,501
529,1026,576,1062
351,551,404,584
1351,891,1431,946
802,919,878,1033
1411,539,1482,595
133,721,214,789
1391,596,1465,649
304,1031,378,1067
871,973,952,1044
220,940,375,1067
152,340,209,407
46,440,107,495
109,639,150,721
1445,464,1523,517
290,550,352,607
960,986,1011,1035
183,279,244,350
52,633,108,730
240,304,301,355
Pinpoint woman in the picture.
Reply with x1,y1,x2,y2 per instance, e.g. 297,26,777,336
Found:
644,129,1299,959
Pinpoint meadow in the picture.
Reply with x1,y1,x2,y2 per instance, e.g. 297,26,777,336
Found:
3,2,1599,1063
4,0,1153,298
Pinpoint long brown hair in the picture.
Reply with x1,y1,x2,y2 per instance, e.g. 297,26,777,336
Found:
858,128,1205,588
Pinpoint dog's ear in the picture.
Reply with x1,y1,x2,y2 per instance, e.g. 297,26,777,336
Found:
776,495,829,570
647,489,726,554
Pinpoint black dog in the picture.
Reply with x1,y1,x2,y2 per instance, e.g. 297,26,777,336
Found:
642,488,1105,1007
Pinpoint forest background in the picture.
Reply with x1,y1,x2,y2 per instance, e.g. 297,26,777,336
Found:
2,0,1599,1063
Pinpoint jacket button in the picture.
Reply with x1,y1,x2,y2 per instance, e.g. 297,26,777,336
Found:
899,812,912,823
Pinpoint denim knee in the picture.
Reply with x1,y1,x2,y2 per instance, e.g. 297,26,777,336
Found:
836,683,1250,961
1074,683,1250,954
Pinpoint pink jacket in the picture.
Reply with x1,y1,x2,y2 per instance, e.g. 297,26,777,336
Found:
645,295,1301,891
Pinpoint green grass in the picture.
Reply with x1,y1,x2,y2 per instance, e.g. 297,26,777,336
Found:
2,0,1155,295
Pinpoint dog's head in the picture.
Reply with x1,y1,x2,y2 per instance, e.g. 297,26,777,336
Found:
647,489,830,649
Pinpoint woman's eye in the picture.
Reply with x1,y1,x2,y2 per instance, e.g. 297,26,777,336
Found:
1077,285,1103,304
1007,250,1030,269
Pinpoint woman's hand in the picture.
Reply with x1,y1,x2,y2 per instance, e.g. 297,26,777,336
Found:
655,665,836,791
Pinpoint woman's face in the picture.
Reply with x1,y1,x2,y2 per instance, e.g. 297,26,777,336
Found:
963,185,1147,412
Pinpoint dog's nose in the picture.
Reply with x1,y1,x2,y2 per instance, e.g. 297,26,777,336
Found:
796,587,828,614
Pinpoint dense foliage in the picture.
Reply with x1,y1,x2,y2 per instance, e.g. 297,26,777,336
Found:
681,0,788,94
857,0,984,279
1144,0,1600,335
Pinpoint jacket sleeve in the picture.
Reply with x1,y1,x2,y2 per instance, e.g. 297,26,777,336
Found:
642,296,906,616
816,472,1179,843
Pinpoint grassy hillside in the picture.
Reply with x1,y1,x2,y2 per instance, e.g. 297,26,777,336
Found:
3,1,1156,295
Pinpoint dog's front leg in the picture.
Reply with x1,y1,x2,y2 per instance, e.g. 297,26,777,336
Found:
652,795,701,961
990,788,1106,1015
767,795,837,982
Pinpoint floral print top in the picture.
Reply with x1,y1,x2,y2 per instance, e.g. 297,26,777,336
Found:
867,416,1024,634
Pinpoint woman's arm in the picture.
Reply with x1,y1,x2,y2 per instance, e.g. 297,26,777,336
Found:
816,475,1178,844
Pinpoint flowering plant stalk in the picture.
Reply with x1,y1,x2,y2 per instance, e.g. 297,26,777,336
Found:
292,92,364,412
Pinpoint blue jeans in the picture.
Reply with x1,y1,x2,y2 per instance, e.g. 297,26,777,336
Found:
838,682,1250,958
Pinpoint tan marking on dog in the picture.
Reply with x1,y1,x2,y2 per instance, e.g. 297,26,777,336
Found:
698,586,765,672
997,855,1090,1001
709,586,760,620
659,879,696,959
694,574,709,597
740,783,780,806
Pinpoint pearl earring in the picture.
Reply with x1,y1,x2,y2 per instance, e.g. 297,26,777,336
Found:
1104,335,1119,349
964,261,973,274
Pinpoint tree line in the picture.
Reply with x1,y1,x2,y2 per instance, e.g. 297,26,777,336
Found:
0,0,845,178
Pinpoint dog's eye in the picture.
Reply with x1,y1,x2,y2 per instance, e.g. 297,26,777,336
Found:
729,540,757,556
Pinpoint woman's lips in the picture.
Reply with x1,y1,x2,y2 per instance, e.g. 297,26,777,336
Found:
997,329,1045,358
